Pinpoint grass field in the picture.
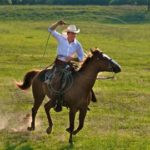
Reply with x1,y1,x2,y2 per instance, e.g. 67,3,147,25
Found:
0,5,150,150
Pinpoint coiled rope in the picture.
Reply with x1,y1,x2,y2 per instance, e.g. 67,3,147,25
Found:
46,68,73,95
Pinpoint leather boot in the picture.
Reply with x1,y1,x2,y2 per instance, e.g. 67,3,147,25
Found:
54,100,62,112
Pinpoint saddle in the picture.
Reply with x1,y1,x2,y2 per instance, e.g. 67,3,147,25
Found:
39,61,78,94
39,68,51,82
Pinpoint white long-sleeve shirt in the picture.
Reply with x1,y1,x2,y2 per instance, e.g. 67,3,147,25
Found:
48,28,84,62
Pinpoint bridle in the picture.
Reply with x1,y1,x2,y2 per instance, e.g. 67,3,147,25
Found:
96,53,116,80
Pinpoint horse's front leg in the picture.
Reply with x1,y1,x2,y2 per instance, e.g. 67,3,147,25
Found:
91,89,97,102
66,109,76,144
73,108,87,135
44,100,55,134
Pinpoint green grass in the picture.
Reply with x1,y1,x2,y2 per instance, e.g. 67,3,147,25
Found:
0,5,150,23
0,5,150,150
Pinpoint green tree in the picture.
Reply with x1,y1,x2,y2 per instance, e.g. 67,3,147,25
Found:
11,0,22,4
136,0,147,5
0,0,10,4
148,0,150,11
109,0,127,5
110,0,147,5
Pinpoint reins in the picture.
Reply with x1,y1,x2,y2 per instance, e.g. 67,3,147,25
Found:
96,73,116,80
96,60,116,80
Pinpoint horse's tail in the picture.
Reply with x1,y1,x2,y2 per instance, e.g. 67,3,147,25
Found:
16,70,40,90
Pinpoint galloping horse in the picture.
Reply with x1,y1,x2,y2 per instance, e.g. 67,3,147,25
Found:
17,49,121,143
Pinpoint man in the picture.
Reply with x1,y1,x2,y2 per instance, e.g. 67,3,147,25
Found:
47,20,85,112
48,20,96,112
48,20,84,62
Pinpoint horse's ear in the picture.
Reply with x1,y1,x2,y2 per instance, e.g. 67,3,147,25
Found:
94,47,101,52
95,47,103,54
90,47,101,53
90,48,93,52
90,48,95,54
89,47,103,55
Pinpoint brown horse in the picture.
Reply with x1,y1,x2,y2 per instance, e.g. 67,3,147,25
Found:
17,49,121,143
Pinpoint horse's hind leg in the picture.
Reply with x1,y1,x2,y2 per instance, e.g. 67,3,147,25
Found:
44,100,55,134
73,108,87,135
28,83,45,131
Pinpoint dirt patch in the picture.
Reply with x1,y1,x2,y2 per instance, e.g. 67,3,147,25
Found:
144,68,150,71
0,113,41,132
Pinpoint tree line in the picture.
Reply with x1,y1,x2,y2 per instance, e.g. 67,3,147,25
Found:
0,0,149,5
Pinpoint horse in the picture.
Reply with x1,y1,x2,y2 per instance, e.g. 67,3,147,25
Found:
16,48,121,143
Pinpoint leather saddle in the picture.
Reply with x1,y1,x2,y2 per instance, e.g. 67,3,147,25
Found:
39,67,73,94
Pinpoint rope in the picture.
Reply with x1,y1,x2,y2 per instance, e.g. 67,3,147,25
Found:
40,32,51,69
42,33,51,58
47,68,73,95
96,73,116,80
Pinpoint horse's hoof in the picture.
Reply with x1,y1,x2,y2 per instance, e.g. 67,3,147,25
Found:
69,139,73,145
27,126,34,131
46,127,52,134
72,130,78,135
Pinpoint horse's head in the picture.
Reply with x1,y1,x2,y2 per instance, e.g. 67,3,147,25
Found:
91,48,121,73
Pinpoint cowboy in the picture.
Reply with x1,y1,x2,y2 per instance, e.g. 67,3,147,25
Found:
48,20,96,112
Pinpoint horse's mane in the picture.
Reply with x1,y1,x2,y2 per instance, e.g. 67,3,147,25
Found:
79,54,92,71
79,49,102,72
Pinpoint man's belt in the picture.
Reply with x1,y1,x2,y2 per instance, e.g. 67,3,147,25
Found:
54,58,68,66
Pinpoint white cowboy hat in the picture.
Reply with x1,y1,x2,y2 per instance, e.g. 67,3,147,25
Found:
63,25,80,34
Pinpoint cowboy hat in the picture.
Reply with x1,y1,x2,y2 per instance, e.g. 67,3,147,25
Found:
63,25,80,34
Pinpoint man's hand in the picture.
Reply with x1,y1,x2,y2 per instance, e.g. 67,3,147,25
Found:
57,20,67,26
49,20,67,30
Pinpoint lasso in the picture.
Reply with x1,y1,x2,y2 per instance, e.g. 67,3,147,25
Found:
45,68,73,95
